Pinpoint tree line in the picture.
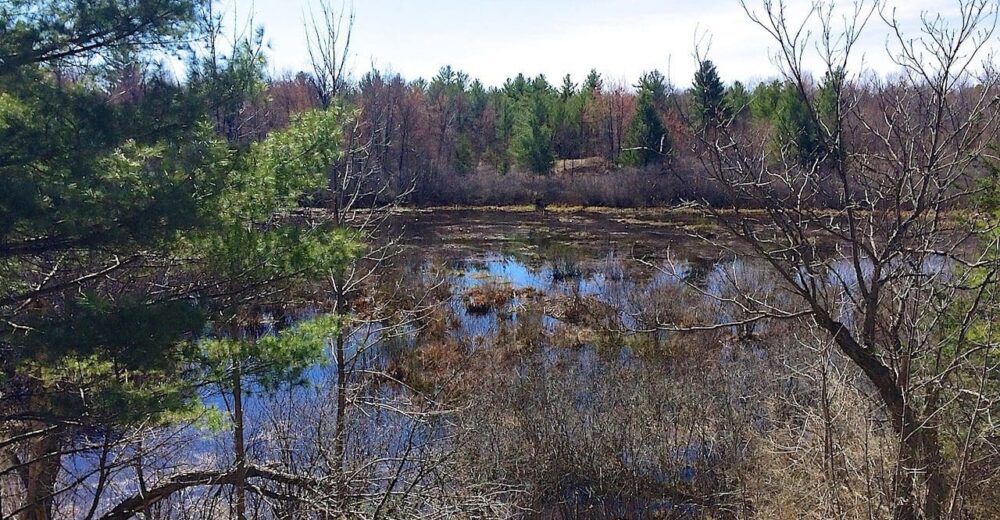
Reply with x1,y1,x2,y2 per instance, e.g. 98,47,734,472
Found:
242,57,866,206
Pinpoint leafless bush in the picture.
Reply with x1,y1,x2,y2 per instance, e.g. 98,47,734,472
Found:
411,163,733,208
456,331,773,518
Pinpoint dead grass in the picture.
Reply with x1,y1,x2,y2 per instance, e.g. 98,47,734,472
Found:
464,282,515,314
549,292,601,325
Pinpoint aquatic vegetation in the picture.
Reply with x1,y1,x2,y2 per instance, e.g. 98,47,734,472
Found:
463,280,516,314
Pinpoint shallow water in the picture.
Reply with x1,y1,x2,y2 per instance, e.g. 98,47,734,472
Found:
61,210,759,517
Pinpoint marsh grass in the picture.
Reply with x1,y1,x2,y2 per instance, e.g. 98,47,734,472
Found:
463,281,516,314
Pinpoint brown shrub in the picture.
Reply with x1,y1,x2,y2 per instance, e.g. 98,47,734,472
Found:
463,281,515,314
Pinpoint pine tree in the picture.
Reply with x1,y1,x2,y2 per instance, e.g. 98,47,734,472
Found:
637,69,670,109
0,3,359,515
620,88,670,167
817,68,845,162
725,80,751,118
511,88,555,173
691,60,729,128
583,69,603,96
817,68,845,128
560,74,577,100
774,83,822,165
750,80,783,121
454,133,476,173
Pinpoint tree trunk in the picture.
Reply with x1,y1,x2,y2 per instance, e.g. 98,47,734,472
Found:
331,275,349,512
233,359,247,520
815,311,950,519
21,432,61,520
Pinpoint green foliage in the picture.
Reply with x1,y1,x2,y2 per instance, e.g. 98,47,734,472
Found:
503,73,528,99
491,93,515,173
187,26,270,142
725,81,750,118
2,98,359,426
0,0,200,74
199,314,340,392
15,296,206,425
429,65,471,131
467,79,489,133
816,69,845,163
749,80,824,165
637,70,670,109
454,134,476,174
0,0,360,448
510,79,555,174
620,89,670,167
19,353,198,425
552,85,585,160
559,74,577,100
750,80,783,121
1,0,224,437
691,60,729,128
583,69,603,96
0,72,223,255
195,106,363,287
774,83,822,165
227,108,345,219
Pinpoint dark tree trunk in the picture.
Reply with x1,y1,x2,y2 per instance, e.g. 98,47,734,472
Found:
22,432,61,520
233,360,247,520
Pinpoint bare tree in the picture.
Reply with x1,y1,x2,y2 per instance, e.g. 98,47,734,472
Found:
303,4,439,515
305,0,355,109
684,0,1000,518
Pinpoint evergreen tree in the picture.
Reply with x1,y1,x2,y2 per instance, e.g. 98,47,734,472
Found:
491,89,516,172
553,89,585,161
583,69,603,96
774,82,822,165
817,68,846,162
560,74,577,100
463,79,489,158
750,80,783,121
503,72,529,99
620,88,670,167
511,88,554,173
468,79,489,119
530,73,554,94
691,60,729,128
454,134,476,173
410,77,428,93
817,67,845,129
725,80,751,118
637,69,670,109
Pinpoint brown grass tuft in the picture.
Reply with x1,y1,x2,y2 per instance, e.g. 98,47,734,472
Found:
464,282,515,314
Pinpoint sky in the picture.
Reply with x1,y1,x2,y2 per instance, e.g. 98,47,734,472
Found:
218,0,990,88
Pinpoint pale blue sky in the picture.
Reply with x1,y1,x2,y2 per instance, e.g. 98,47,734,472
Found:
219,0,985,87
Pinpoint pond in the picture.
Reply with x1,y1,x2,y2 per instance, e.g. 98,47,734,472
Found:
386,207,750,350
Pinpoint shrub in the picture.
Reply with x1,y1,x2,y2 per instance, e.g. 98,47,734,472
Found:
463,282,515,314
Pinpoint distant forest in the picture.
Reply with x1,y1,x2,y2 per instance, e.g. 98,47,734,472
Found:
69,8,981,209
162,34,846,207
